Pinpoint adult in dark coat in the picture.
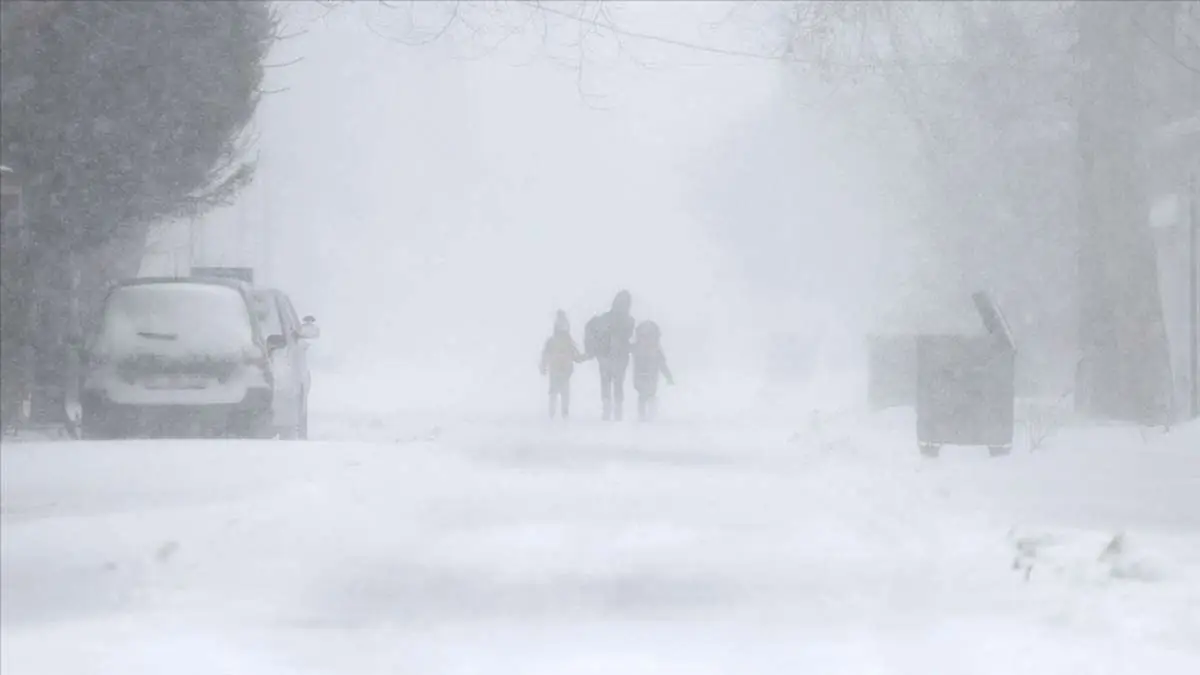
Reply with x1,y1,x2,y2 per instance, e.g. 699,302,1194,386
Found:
584,290,635,421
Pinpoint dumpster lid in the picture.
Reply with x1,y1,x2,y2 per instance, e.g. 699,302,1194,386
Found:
873,295,988,337
972,291,1015,351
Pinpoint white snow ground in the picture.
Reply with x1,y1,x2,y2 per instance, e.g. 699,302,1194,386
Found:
2,389,1199,674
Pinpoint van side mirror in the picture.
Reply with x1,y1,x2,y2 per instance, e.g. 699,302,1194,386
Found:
297,319,320,340
266,334,288,352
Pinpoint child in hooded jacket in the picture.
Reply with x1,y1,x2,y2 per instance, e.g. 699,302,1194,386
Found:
540,310,585,418
631,320,674,422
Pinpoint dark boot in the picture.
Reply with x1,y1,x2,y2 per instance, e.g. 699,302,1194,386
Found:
612,370,626,421
600,362,613,421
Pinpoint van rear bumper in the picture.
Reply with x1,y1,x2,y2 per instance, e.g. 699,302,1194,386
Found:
81,387,273,438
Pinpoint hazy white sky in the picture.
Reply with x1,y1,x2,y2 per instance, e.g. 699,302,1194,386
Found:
152,1,903,403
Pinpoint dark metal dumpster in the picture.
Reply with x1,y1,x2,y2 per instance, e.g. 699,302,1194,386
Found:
915,292,1017,458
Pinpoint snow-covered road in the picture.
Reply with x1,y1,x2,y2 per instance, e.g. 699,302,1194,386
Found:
2,409,1198,674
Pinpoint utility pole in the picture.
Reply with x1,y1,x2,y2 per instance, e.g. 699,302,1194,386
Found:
261,150,272,285
1191,170,1199,419
64,249,81,435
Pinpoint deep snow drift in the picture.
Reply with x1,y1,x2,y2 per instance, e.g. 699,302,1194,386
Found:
2,400,1198,674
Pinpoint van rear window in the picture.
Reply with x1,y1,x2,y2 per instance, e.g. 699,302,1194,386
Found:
96,283,254,359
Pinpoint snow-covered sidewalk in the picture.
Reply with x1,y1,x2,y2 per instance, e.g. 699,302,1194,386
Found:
2,411,1198,674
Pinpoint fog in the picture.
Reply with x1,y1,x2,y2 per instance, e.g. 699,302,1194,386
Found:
144,1,898,417
6,3,1200,670
123,1,1198,425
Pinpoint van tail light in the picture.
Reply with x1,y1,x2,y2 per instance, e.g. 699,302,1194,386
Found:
243,346,273,385
240,345,266,365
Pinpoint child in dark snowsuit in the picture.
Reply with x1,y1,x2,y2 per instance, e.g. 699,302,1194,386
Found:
631,320,674,422
540,310,585,418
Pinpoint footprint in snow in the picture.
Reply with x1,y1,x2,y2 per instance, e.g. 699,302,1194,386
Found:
156,541,180,564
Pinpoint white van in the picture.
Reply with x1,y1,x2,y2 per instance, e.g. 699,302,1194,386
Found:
251,288,319,439
80,277,275,438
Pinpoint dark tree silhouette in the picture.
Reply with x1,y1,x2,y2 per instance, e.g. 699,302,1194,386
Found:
0,0,277,425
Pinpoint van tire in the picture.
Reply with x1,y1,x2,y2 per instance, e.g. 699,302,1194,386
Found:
298,393,308,440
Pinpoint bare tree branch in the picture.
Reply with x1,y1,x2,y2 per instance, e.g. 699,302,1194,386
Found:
1131,16,1200,77
276,28,310,41
263,55,305,69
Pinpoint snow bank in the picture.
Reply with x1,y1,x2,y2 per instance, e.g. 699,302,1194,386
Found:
2,414,1198,674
